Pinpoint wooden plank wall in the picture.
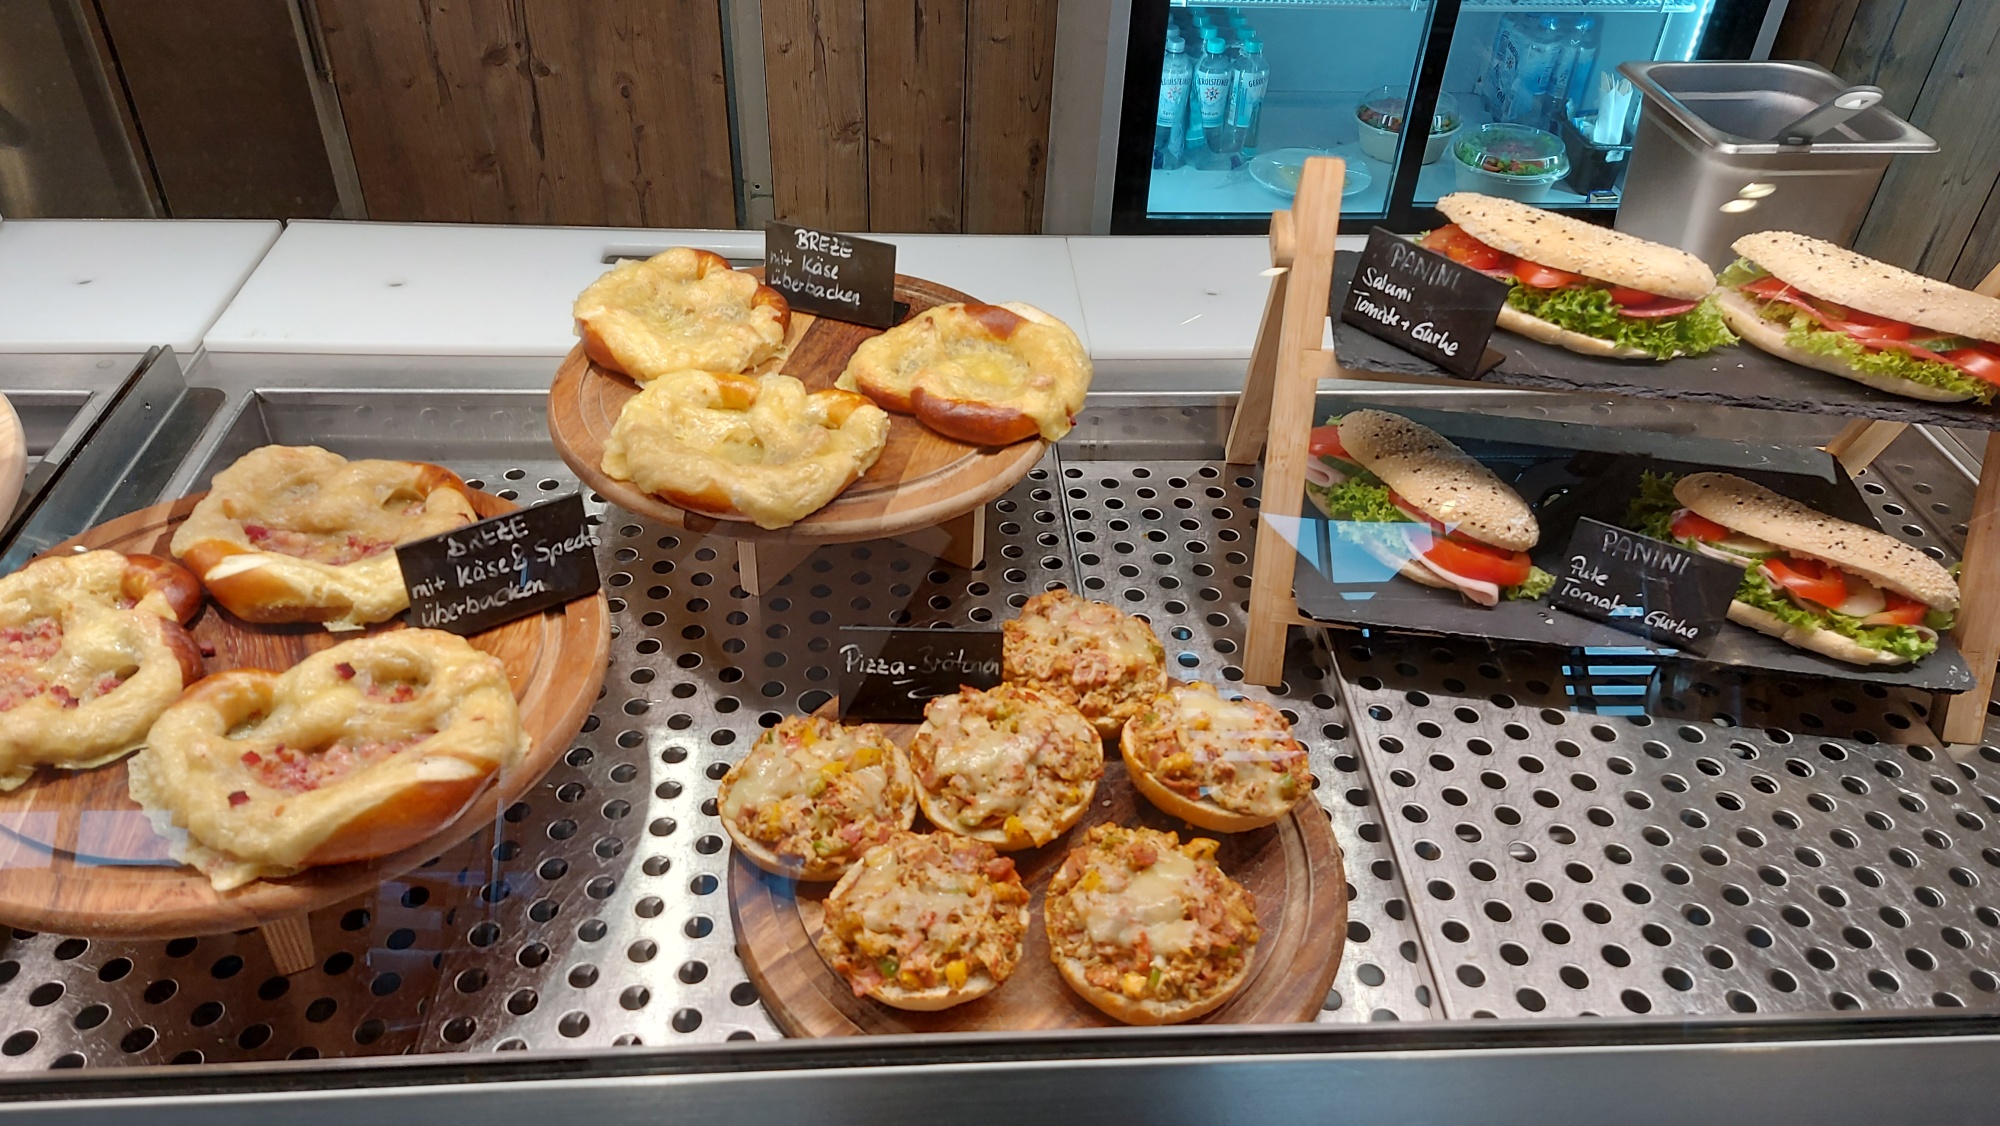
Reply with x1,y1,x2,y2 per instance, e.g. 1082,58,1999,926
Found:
315,0,736,228
762,0,1059,234
1774,0,2000,288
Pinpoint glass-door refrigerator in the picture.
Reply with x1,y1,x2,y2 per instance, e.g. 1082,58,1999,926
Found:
1110,0,1785,233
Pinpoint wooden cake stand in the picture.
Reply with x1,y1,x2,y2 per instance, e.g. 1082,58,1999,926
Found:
0,490,610,971
730,711,1348,1035
548,273,1049,595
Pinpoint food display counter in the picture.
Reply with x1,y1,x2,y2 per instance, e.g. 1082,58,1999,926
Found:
0,216,1996,1125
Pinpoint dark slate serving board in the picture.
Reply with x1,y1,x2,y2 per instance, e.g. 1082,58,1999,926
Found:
1328,251,2000,432
1289,412,1973,693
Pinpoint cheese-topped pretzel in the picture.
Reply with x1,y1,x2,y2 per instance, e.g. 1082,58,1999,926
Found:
129,630,527,890
1002,589,1167,739
837,302,1091,445
0,550,204,790
171,445,479,630
601,370,890,530
574,247,791,382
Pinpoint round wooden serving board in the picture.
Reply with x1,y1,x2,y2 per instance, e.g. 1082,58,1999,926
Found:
730,718,1347,1035
0,491,610,938
548,272,1049,543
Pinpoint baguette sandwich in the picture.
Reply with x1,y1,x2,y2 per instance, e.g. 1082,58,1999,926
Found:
1625,470,1958,666
1715,232,2000,403
1305,409,1553,605
1420,193,1734,360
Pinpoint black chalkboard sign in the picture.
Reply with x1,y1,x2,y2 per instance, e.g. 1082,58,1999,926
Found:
397,494,602,636
764,221,898,329
1336,227,1508,379
836,627,1003,723
1550,517,1743,652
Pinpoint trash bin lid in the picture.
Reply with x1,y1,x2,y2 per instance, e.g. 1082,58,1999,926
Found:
1619,60,1937,155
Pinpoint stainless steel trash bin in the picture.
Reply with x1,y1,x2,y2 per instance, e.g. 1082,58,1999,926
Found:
1614,61,1936,268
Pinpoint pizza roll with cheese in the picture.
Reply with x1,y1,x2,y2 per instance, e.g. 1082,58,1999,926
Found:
911,684,1102,849
1002,589,1166,740
717,715,916,880
1122,682,1310,832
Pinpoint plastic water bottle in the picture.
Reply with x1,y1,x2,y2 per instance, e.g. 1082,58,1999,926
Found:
1195,34,1236,156
1553,16,1601,125
1155,33,1193,170
1231,39,1269,153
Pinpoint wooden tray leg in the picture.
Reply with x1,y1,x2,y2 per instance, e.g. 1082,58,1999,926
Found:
889,506,986,570
260,914,315,975
1939,432,2000,745
738,541,818,598
1225,212,1296,467
1824,419,1907,476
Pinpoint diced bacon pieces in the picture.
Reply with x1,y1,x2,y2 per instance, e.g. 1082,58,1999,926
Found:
334,662,355,679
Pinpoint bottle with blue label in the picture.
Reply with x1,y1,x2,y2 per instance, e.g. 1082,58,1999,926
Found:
1155,32,1193,170
1194,34,1236,159
1231,39,1269,154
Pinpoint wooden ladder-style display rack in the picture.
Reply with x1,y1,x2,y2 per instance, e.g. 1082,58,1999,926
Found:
1230,155,2000,747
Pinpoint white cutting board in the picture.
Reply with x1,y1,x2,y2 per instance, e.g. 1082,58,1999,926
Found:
206,222,1090,357
0,220,280,353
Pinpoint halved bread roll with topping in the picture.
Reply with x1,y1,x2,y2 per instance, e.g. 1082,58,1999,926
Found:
129,630,527,891
0,549,205,790
816,830,1030,1010
837,302,1091,445
717,715,916,881
1002,589,1166,740
911,684,1103,849
1044,823,1259,1025
1122,682,1310,832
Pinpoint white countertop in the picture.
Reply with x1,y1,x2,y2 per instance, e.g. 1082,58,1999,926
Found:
0,219,279,355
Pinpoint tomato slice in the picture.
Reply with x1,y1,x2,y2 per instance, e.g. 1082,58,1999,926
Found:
1743,276,1794,299
1421,536,1532,588
1945,348,2000,388
1669,509,1732,543
1607,285,1662,307
1863,592,1928,627
1419,225,1512,272
1835,308,1913,342
1309,426,1350,460
1763,556,1849,609
1515,261,1584,289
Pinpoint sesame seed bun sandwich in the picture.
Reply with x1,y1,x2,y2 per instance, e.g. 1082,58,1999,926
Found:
1716,231,2000,403
1625,471,1957,666
1304,409,1553,606
1420,193,1734,361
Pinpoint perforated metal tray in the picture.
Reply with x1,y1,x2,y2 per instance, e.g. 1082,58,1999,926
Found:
0,367,1990,1071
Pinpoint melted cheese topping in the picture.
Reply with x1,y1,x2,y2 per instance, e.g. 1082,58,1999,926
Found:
911,684,1102,846
170,445,477,628
574,248,787,381
838,302,1092,441
1001,589,1166,736
1128,682,1308,819
0,551,194,788
1080,846,1200,954
816,832,1029,998
602,371,889,530
716,715,912,873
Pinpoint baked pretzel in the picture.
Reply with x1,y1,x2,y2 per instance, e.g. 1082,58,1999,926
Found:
171,445,479,630
129,629,527,890
0,549,204,789
601,370,889,530
574,247,791,382
838,302,1091,445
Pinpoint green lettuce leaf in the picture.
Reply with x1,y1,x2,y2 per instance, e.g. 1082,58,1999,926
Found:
1771,309,1995,403
1505,566,1556,602
1316,477,1409,524
1734,569,1938,662
1623,470,1683,541
1506,285,1737,360
1717,258,1768,288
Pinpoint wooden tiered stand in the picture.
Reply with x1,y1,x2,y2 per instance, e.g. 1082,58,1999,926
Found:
1232,155,2000,747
